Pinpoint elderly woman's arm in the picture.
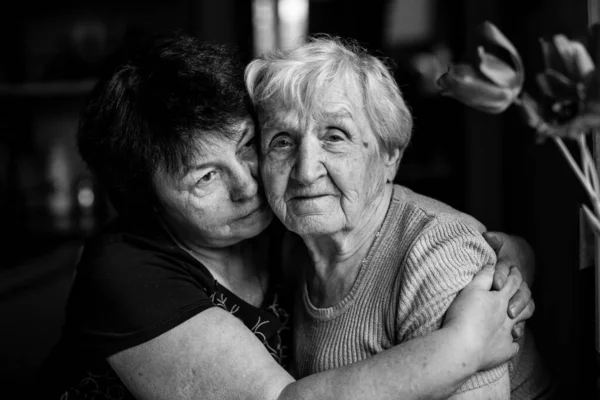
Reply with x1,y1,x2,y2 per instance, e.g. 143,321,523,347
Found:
108,265,526,400
394,220,525,400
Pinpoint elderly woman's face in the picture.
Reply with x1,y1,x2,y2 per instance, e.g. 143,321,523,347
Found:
154,118,272,247
259,83,390,237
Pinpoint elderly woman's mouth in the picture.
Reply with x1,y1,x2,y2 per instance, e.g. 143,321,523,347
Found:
287,194,335,212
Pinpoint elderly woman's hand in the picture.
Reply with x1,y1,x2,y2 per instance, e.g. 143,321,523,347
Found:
483,231,536,340
443,264,529,372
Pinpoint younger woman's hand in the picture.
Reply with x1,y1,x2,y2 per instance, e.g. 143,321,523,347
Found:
442,264,532,372
483,231,536,340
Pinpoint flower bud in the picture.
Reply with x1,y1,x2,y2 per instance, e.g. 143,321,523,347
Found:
437,21,523,114
438,64,518,114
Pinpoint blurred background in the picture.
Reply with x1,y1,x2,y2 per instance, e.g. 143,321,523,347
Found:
0,0,596,397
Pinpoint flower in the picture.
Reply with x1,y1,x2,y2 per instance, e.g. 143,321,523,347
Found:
436,20,600,242
535,34,595,127
537,34,594,101
410,43,453,96
437,21,524,114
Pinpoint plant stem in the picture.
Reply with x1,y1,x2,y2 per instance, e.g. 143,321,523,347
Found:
583,204,600,237
579,134,592,183
553,136,599,203
578,134,600,194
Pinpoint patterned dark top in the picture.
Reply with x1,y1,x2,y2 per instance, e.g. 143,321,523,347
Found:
35,216,293,400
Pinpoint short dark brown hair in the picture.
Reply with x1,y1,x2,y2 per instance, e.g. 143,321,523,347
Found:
77,31,253,215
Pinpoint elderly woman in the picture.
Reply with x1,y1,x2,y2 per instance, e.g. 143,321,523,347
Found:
38,32,534,400
245,37,552,399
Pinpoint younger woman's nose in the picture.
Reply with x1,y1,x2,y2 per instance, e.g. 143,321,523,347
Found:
230,162,259,202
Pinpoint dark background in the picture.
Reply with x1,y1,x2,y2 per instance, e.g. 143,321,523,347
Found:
0,0,597,398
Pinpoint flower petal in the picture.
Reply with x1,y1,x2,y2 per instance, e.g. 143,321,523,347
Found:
540,35,571,78
541,35,594,82
536,73,555,98
571,41,595,80
437,64,516,114
478,21,525,88
536,69,578,100
552,35,578,78
478,46,518,88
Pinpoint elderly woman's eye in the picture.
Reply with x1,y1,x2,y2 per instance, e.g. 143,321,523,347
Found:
325,129,346,142
271,134,293,149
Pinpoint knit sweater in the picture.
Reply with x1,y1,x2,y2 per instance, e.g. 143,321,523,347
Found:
294,185,550,397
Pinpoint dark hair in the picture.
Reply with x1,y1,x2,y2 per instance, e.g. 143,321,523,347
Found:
77,31,253,216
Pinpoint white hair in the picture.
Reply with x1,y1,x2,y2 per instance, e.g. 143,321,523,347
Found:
245,35,413,158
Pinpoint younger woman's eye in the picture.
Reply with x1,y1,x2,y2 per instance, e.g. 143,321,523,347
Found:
244,136,256,148
239,136,257,159
197,170,217,185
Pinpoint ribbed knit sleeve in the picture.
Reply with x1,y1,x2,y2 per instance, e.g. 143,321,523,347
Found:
396,217,509,395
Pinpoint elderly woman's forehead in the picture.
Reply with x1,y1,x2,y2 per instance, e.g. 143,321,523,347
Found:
321,85,363,111
259,106,299,130
262,83,362,122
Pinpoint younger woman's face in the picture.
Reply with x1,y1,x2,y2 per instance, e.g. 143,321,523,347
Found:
153,118,273,247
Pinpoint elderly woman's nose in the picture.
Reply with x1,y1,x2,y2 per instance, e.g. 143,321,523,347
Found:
230,163,259,202
291,139,325,185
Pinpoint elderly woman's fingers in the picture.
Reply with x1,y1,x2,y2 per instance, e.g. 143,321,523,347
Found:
470,264,496,290
507,281,532,318
499,265,523,298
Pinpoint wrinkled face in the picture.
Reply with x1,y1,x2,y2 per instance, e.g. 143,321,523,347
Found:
259,83,391,237
154,118,273,247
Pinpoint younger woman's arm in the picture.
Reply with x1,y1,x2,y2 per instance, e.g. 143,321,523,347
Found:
108,264,528,400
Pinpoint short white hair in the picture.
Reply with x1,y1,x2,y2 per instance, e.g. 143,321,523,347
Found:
245,35,413,158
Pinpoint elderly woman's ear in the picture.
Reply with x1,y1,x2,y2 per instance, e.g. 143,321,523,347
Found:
383,148,402,183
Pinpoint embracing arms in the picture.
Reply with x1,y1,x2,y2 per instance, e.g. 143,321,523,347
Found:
108,263,529,400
